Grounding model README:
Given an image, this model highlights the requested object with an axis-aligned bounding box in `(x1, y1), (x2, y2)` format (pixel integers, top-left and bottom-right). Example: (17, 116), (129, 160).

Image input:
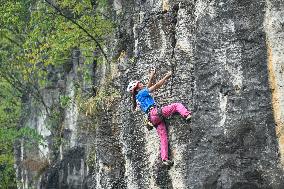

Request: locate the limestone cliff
(15, 0), (284, 188)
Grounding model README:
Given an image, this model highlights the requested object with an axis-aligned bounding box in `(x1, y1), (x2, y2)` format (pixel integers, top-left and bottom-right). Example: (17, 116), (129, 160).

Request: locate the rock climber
(127, 67), (192, 167)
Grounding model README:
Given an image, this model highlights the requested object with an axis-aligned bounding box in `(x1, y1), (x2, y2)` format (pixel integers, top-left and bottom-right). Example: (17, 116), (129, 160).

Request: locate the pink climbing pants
(149, 103), (191, 161)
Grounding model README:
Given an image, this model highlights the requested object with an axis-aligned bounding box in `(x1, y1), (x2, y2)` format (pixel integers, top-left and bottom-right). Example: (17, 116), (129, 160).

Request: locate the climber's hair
(131, 90), (138, 111)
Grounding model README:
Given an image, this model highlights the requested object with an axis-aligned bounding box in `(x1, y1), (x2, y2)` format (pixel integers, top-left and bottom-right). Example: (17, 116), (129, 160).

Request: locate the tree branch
(0, 72), (26, 95)
(44, 0), (109, 64)
(0, 67), (51, 116)
(2, 34), (22, 48)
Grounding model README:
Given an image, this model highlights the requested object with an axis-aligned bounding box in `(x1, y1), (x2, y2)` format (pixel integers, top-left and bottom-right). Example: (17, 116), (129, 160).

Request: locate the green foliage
(59, 95), (71, 108)
(0, 0), (114, 88)
(77, 77), (120, 135)
(0, 79), (44, 188)
(0, 0), (114, 186)
(80, 83), (120, 118)
(0, 153), (16, 188)
(0, 82), (21, 128)
(0, 80), (20, 188)
(86, 147), (96, 170)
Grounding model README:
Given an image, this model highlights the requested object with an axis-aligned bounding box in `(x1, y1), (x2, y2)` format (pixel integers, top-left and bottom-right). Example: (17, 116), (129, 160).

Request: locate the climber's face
(137, 82), (144, 89)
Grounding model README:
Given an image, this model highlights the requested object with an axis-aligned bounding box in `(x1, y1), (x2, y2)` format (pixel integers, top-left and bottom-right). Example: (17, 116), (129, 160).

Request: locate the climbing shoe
(185, 114), (192, 121)
(162, 160), (174, 167)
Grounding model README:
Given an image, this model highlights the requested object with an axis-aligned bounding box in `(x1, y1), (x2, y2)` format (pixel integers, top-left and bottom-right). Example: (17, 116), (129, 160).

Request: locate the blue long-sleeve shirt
(136, 88), (156, 113)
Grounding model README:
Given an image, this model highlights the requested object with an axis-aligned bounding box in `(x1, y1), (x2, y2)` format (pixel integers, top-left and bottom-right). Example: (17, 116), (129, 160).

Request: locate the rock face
(15, 0), (284, 188)
(265, 0), (284, 165)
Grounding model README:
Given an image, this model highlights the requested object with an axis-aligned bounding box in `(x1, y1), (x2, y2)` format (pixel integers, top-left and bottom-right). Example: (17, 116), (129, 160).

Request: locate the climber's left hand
(149, 67), (156, 77)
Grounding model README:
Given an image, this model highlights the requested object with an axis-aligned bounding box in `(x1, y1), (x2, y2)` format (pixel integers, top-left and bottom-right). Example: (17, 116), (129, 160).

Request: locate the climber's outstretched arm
(149, 71), (172, 92)
(147, 68), (156, 88)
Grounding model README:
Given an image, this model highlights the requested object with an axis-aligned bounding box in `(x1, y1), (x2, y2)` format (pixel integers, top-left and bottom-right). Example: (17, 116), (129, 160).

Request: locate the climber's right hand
(165, 71), (172, 79)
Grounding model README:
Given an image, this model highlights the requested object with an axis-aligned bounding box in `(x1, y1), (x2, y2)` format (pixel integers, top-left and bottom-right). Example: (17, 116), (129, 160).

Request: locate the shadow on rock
(153, 159), (173, 189)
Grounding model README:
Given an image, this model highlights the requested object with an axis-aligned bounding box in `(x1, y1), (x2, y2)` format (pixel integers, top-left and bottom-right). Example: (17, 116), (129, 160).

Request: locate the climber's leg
(149, 107), (168, 160)
(156, 121), (168, 161)
(162, 103), (191, 118)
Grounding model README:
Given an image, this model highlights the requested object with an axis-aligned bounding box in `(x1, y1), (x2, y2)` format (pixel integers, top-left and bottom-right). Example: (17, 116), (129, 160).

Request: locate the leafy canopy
(0, 0), (113, 88)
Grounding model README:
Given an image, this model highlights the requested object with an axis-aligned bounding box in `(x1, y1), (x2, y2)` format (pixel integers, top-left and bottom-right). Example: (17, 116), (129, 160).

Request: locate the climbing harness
(144, 105), (155, 130)
(144, 105), (165, 131)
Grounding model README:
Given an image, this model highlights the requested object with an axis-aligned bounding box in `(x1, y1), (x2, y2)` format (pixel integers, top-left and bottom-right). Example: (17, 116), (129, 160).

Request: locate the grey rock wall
(191, 0), (282, 188)
(265, 0), (284, 164)
(98, 0), (284, 188)
(15, 51), (92, 189)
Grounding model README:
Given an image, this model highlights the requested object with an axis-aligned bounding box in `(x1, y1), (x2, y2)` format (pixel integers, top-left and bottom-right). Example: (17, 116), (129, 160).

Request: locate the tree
(0, 0), (113, 186)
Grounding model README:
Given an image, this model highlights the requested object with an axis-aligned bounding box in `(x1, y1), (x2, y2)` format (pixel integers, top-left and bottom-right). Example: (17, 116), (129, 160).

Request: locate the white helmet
(127, 80), (140, 93)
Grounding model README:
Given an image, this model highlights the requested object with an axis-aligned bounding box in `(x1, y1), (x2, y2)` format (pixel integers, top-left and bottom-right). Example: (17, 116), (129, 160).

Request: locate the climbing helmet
(127, 80), (140, 93)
